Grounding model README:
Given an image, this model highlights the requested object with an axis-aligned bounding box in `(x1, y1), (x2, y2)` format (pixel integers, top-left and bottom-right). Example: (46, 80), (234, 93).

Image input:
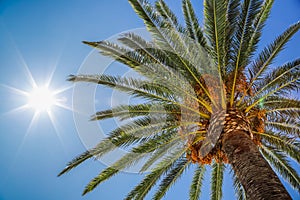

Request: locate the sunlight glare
(27, 86), (57, 112)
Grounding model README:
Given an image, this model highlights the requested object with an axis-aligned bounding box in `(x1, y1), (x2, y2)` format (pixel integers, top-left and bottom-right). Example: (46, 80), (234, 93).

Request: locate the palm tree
(59, 0), (300, 199)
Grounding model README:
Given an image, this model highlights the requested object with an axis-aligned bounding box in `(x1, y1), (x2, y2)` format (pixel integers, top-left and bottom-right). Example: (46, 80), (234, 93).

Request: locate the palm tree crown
(59, 0), (300, 199)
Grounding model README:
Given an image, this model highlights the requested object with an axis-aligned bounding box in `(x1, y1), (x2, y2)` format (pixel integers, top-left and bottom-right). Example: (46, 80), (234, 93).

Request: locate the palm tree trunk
(222, 130), (292, 200)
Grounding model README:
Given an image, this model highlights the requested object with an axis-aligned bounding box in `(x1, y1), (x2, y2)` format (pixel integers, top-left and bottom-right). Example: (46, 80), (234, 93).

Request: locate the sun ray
(53, 85), (74, 95)
(0, 84), (29, 96)
(54, 101), (75, 112)
(47, 109), (65, 149)
(2, 105), (29, 116)
(12, 43), (37, 89)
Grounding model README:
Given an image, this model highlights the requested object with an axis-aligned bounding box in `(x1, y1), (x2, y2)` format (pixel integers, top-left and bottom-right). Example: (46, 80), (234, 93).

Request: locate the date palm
(59, 0), (300, 199)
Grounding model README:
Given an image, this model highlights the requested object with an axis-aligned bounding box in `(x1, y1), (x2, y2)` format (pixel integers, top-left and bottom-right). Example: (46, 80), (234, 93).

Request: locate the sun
(3, 60), (73, 134)
(26, 86), (57, 113)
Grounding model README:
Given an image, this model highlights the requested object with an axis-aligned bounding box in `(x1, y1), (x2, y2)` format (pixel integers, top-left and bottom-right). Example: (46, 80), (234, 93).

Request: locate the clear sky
(0, 0), (299, 199)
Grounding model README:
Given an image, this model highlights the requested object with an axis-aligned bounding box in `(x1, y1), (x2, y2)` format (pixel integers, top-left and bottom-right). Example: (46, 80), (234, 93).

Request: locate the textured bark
(222, 130), (292, 200)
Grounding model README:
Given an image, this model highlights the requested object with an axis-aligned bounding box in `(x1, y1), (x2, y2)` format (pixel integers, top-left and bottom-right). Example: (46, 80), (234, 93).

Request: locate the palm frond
(254, 131), (300, 164)
(155, 0), (184, 33)
(263, 96), (300, 119)
(248, 21), (300, 87)
(262, 96), (300, 107)
(83, 151), (146, 195)
(230, 0), (264, 105)
(128, 0), (205, 90)
(244, 0), (274, 61)
(260, 145), (300, 193)
(152, 158), (190, 200)
(253, 58), (300, 98)
(58, 151), (93, 177)
(83, 40), (142, 70)
(233, 173), (247, 200)
(210, 162), (225, 200)
(224, 0), (240, 70)
(118, 33), (214, 112)
(182, 0), (207, 47)
(91, 103), (181, 121)
(57, 136), (122, 177)
(189, 165), (206, 200)
(68, 74), (177, 101)
(245, 71), (300, 112)
(125, 150), (186, 200)
(203, 0), (228, 107)
(265, 120), (300, 136)
(204, 0), (227, 67)
(132, 129), (179, 154)
(140, 136), (180, 172)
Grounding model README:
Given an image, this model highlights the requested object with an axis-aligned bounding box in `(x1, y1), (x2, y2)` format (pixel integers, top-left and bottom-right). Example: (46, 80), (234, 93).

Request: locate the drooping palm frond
(210, 162), (225, 200)
(189, 165), (206, 200)
(260, 145), (300, 193)
(90, 103), (181, 121)
(124, 150), (186, 200)
(247, 21), (300, 89)
(250, 59), (300, 102)
(255, 131), (300, 164)
(82, 151), (147, 195)
(155, 0), (185, 33)
(244, 0), (274, 61)
(182, 0), (207, 47)
(232, 172), (247, 200)
(152, 158), (190, 200)
(260, 96), (300, 120)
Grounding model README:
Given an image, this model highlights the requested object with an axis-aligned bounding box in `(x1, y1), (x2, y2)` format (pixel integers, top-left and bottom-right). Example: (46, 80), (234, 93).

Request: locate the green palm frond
(83, 40), (142, 70)
(252, 58), (300, 99)
(107, 116), (177, 144)
(210, 162), (225, 200)
(58, 150), (93, 177)
(125, 150), (186, 200)
(139, 136), (180, 172)
(233, 173), (247, 200)
(248, 21), (300, 87)
(262, 96), (300, 117)
(83, 151), (146, 195)
(128, 0), (204, 89)
(155, 0), (184, 33)
(117, 33), (213, 112)
(152, 158), (190, 200)
(58, 136), (124, 177)
(68, 74), (177, 102)
(244, 0), (274, 60)
(117, 32), (214, 112)
(182, 0), (207, 47)
(91, 103), (181, 121)
(230, 0), (264, 105)
(266, 121), (300, 136)
(132, 129), (179, 154)
(189, 165), (206, 200)
(203, 0), (228, 107)
(254, 131), (300, 164)
(224, 0), (240, 70)
(245, 73), (300, 112)
(260, 145), (300, 193)
(204, 0), (228, 68)
(263, 96), (300, 119)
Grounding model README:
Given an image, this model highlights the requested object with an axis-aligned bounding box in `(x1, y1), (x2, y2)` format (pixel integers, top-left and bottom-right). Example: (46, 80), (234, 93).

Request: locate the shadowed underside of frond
(59, 0), (300, 199)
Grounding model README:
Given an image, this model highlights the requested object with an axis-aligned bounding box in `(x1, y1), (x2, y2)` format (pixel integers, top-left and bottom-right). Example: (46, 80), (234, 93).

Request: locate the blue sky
(0, 0), (299, 199)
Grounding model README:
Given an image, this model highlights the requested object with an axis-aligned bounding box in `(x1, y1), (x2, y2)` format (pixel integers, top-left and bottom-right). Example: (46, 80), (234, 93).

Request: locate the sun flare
(26, 86), (57, 113)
